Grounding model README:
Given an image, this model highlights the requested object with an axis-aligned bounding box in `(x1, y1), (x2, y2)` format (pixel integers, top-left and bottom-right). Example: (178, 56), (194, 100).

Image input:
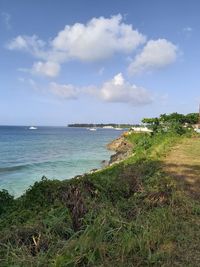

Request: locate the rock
(107, 136), (124, 151)
(107, 134), (134, 164)
(101, 160), (109, 167)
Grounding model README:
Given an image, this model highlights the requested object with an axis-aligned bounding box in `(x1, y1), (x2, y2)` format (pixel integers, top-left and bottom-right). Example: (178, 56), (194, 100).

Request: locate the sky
(0, 0), (200, 126)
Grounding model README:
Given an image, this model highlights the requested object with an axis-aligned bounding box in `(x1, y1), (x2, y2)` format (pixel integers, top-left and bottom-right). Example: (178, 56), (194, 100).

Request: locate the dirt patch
(163, 137), (200, 199)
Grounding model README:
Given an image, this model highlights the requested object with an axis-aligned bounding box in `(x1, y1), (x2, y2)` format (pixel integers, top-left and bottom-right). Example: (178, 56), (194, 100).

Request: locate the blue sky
(0, 0), (200, 126)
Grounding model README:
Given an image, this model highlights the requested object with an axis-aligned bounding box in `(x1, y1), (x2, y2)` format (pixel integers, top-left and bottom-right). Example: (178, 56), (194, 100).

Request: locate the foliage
(185, 112), (199, 124)
(0, 189), (14, 215)
(142, 112), (199, 135)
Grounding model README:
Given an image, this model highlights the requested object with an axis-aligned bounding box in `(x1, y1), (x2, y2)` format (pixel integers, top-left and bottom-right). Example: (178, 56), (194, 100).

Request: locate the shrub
(0, 189), (14, 215)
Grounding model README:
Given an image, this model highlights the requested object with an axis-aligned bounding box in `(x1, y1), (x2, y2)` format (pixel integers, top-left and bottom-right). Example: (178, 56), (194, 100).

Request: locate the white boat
(114, 124), (123, 130)
(89, 128), (97, 131)
(102, 126), (114, 129)
(29, 126), (37, 130)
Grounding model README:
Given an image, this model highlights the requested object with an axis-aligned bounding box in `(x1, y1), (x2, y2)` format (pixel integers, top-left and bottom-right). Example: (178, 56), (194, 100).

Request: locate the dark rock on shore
(107, 134), (133, 164)
(101, 160), (109, 167)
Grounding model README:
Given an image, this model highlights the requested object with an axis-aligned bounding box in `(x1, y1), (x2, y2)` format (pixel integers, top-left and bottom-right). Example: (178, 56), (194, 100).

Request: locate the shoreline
(0, 127), (124, 197)
(74, 131), (133, 179)
(1, 131), (132, 197)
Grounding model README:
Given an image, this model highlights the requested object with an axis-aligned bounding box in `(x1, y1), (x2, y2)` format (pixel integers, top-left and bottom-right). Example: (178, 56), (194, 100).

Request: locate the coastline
(74, 131), (133, 179)
(0, 127), (122, 197)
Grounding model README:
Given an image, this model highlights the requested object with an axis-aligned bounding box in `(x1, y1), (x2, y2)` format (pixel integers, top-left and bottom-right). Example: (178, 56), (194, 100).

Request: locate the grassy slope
(164, 137), (200, 198)
(0, 132), (200, 266)
(162, 137), (200, 266)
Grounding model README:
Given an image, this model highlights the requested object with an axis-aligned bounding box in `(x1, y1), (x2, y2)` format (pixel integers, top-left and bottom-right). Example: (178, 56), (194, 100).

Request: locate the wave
(0, 160), (75, 174)
(0, 164), (32, 173)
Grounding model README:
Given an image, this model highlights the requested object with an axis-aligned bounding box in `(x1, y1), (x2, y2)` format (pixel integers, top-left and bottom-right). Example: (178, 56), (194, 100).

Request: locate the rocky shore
(75, 132), (133, 179)
(106, 132), (134, 164)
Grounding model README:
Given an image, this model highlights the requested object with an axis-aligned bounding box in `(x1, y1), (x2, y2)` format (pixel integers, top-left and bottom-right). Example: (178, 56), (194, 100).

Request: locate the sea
(0, 126), (122, 197)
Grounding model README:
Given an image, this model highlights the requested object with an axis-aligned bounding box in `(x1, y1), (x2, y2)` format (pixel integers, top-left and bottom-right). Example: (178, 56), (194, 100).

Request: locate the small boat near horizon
(29, 126), (37, 130)
(88, 124), (97, 131)
(115, 124), (123, 130)
(102, 126), (114, 129)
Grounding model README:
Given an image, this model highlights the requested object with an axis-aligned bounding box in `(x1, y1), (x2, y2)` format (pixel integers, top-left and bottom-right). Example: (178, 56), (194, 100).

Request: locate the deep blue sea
(0, 126), (122, 197)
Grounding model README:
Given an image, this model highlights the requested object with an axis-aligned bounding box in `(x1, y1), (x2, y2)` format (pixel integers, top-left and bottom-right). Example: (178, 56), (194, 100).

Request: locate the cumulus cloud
(32, 61), (60, 77)
(50, 82), (78, 99)
(6, 14), (146, 77)
(94, 73), (153, 105)
(6, 16), (178, 81)
(128, 39), (178, 75)
(7, 35), (46, 58)
(48, 73), (153, 105)
(18, 72), (153, 105)
(52, 14), (146, 61)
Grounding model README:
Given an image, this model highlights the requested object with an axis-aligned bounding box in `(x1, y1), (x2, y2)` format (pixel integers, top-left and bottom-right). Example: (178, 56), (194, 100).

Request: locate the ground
(164, 136), (200, 199)
(163, 136), (200, 266)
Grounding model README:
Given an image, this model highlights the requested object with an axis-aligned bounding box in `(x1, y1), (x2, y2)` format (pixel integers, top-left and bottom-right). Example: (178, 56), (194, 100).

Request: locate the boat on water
(115, 124), (123, 130)
(88, 124), (97, 131)
(102, 126), (114, 129)
(29, 126), (37, 130)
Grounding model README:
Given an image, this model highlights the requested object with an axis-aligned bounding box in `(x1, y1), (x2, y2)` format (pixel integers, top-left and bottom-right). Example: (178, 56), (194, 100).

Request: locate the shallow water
(0, 126), (121, 196)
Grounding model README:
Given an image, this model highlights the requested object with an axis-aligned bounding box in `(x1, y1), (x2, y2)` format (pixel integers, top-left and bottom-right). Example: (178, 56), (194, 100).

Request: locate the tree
(185, 113), (199, 124)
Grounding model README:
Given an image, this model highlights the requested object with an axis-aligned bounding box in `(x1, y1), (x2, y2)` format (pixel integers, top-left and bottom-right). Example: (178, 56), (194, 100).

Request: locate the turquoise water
(0, 126), (121, 197)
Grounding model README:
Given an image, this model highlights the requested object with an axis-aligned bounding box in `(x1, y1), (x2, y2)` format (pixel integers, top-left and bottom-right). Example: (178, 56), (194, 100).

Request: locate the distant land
(67, 123), (139, 128)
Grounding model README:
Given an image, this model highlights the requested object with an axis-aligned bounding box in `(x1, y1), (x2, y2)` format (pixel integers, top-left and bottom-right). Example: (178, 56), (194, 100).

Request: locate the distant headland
(67, 123), (138, 128)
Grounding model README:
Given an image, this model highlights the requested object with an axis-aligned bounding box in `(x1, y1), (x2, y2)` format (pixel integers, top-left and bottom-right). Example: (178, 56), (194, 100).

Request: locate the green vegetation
(142, 112), (199, 133)
(142, 112), (199, 125)
(0, 121), (200, 266)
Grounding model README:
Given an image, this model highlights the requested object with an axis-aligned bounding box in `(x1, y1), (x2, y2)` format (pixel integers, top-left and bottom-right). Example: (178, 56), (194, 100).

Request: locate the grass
(0, 131), (200, 266)
(163, 137), (200, 199)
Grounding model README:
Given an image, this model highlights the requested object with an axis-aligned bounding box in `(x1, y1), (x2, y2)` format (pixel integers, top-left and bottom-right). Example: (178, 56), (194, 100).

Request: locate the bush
(0, 189), (14, 215)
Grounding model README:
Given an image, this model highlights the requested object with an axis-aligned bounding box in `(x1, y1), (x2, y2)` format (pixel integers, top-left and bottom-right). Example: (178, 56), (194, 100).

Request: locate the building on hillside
(131, 126), (153, 133)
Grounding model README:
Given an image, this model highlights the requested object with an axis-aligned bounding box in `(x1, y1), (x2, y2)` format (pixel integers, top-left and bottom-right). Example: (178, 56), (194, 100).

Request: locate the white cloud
(1, 12), (11, 30)
(6, 14), (146, 77)
(7, 36), (27, 50)
(50, 82), (78, 99)
(6, 16), (178, 82)
(94, 73), (153, 105)
(52, 14), (146, 61)
(18, 72), (153, 105)
(7, 35), (46, 58)
(128, 39), (178, 75)
(32, 61), (60, 77)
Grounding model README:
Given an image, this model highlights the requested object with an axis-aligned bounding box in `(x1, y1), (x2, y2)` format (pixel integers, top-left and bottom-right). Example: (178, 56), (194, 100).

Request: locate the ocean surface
(0, 126), (122, 197)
